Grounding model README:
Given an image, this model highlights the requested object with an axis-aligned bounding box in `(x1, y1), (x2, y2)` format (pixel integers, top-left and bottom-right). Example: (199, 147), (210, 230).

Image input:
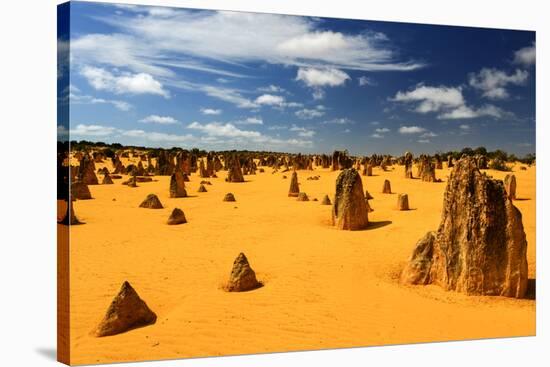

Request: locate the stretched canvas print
(57, 1), (536, 365)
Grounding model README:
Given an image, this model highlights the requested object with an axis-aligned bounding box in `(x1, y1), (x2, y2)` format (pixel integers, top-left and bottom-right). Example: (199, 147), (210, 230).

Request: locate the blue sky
(58, 1), (536, 156)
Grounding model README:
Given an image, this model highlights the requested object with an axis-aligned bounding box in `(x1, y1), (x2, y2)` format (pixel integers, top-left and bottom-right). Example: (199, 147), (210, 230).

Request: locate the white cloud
(392, 85), (464, 113)
(343, 129), (351, 133)
(438, 104), (511, 120)
(358, 76), (374, 86)
(200, 85), (258, 109)
(121, 129), (194, 143)
(255, 94), (285, 106)
(257, 85), (286, 93)
(69, 91), (132, 111)
(375, 127), (390, 133)
(371, 133), (384, 138)
(80, 66), (169, 98)
(187, 121), (262, 138)
(393, 83), (514, 120)
(70, 124), (119, 137)
(514, 43), (536, 66)
(468, 68), (529, 100)
(235, 117), (263, 125)
(82, 11), (423, 73)
(295, 107), (325, 119)
(417, 139), (431, 144)
(322, 118), (354, 125)
(420, 131), (437, 138)
(312, 89), (325, 100)
(296, 67), (350, 87)
(370, 121), (381, 126)
(200, 108), (222, 115)
(139, 115), (179, 124)
(267, 125), (287, 130)
(187, 121), (313, 149)
(290, 124), (316, 137)
(459, 124), (471, 130)
(399, 126), (426, 134)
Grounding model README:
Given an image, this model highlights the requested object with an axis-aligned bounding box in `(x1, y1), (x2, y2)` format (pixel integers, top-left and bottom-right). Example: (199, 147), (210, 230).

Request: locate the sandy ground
(59, 158), (536, 365)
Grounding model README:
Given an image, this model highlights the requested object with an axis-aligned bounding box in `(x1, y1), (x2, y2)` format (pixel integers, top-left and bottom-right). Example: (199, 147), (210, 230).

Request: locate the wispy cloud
(321, 117), (354, 125)
(139, 115), (179, 124)
(399, 126), (426, 134)
(392, 84), (513, 120)
(295, 106), (326, 119)
(290, 124), (316, 137)
(68, 89), (132, 111)
(513, 43), (536, 66)
(358, 76), (375, 86)
(200, 108), (222, 115)
(468, 68), (528, 100)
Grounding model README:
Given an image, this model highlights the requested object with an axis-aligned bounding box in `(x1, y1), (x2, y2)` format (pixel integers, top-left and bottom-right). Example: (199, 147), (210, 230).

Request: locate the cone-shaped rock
(78, 155), (99, 185)
(382, 179), (392, 194)
(102, 173), (114, 185)
(224, 253), (261, 292)
(332, 168), (369, 230)
(321, 194), (331, 205)
(197, 184), (207, 193)
(504, 174), (517, 200)
(397, 193), (409, 210)
(400, 157), (528, 298)
(297, 192), (309, 201)
(226, 155), (245, 183)
(223, 193), (236, 202)
(288, 171), (300, 197)
(94, 281), (157, 337)
(71, 181), (92, 200)
(169, 169), (187, 198)
(167, 208), (187, 225)
(139, 194), (163, 209)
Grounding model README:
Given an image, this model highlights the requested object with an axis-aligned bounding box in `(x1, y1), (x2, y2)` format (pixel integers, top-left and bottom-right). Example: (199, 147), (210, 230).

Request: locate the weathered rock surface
(382, 179), (392, 194)
(169, 169), (187, 198)
(167, 208), (187, 225)
(400, 157), (528, 298)
(139, 194), (163, 209)
(397, 193), (409, 210)
(94, 281), (157, 337)
(224, 253), (261, 292)
(288, 171), (300, 197)
(504, 174), (517, 200)
(332, 168), (369, 230)
(223, 193), (236, 202)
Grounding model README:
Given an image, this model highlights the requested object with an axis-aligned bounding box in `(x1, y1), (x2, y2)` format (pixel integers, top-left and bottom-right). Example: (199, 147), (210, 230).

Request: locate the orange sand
(63, 159), (535, 365)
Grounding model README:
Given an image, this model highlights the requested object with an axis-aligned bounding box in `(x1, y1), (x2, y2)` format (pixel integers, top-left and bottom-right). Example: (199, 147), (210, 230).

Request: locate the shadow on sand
(366, 220), (392, 230)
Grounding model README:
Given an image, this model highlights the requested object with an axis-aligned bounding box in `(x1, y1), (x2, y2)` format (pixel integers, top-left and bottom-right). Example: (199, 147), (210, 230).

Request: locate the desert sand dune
(61, 156), (535, 365)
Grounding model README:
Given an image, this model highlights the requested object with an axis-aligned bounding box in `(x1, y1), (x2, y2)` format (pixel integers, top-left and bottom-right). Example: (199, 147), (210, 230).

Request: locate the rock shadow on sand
(366, 220), (392, 230)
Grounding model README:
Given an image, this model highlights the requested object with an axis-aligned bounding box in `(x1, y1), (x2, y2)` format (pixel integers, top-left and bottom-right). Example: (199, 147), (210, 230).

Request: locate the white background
(0, 0), (547, 366)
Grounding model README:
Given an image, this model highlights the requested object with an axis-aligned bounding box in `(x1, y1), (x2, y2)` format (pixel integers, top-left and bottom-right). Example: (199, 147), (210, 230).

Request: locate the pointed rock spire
(93, 281), (157, 337)
(224, 253), (261, 292)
